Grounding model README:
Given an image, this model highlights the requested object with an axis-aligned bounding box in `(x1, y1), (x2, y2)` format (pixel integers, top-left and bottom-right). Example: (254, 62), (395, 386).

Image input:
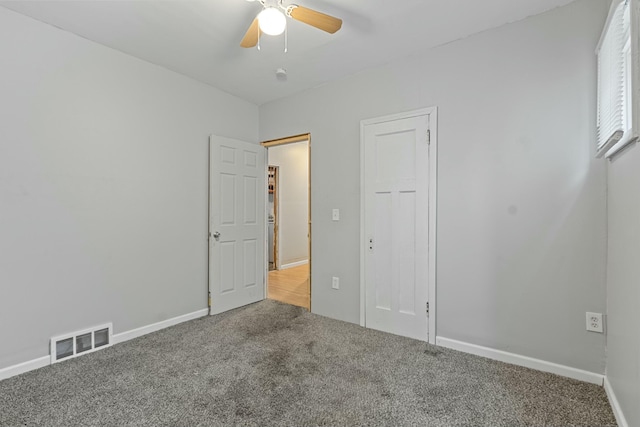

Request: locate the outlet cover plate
(586, 312), (604, 333)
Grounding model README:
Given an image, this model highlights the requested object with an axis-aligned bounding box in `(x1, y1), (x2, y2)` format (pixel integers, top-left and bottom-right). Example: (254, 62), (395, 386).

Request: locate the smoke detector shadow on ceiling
(276, 68), (287, 82)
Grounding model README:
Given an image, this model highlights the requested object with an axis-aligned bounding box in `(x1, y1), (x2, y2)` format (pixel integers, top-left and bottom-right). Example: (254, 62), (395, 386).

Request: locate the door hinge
(208, 292), (211, 308)
(427, 129), (431, 145)
(426, 302), (430, 316)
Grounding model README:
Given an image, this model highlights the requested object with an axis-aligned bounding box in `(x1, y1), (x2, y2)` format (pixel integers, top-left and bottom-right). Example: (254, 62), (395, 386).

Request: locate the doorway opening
(262, 133), (311, 311)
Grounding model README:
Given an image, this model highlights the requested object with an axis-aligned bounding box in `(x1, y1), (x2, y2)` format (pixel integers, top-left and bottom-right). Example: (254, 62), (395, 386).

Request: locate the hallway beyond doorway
(268, 264), (310, 310)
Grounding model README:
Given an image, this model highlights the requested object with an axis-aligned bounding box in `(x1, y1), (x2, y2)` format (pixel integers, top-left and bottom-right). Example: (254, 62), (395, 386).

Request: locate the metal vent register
(50, 323), (112, 364)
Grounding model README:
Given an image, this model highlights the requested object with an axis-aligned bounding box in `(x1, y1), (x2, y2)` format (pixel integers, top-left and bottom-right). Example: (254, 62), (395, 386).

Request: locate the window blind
(596, 1), (628, 152)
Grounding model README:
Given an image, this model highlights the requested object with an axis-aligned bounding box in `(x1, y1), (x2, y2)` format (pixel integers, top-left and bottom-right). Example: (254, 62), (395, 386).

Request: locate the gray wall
(0, 7), (258, 369)
(268, 141), (309, 266)
(606, 142), (640, 426)
(259, 0), (609, 373)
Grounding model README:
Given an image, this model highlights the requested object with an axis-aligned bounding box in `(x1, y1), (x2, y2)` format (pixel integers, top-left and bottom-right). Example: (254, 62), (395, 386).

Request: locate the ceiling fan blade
(289, 6), (342, 34)
(240, 18), (260, 48)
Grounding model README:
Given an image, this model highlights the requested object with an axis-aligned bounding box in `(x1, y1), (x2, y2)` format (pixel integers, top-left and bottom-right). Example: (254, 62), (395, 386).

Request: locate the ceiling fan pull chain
(284, 23), (288, 53)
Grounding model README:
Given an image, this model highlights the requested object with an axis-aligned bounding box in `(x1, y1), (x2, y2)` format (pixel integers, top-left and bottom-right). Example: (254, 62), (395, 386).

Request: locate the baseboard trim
(604, 376), (629, 427)
(112, 308), (209, 344)
(436, 337), (604, 385)
(0, 308), (209, 382)
(280, 259), (309, 270)
(0, 356), (50, 382)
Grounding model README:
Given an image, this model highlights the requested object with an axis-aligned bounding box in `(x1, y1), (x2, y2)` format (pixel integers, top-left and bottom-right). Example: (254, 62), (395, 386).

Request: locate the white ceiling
(1, 0), (576, 105)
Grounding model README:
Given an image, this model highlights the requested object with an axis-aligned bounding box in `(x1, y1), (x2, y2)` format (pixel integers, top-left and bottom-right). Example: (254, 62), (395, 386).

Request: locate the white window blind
(596, 1), (630, 155)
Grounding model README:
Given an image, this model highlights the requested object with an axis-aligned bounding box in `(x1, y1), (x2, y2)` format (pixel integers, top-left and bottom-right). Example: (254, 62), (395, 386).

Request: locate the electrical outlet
(586, 312), (604, 333)
(332, 276), (340, 290)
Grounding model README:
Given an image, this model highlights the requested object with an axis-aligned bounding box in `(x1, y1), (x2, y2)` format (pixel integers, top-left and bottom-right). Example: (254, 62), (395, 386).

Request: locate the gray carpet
(0, 300), (616, 426)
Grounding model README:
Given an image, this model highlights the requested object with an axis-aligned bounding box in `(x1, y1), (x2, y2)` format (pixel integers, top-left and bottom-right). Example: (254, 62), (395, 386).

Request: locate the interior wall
(0, 7), (258, 369)
(268, 141), (309, 266)
(259, 0), (609, 373)
(605, 142), (640, 426)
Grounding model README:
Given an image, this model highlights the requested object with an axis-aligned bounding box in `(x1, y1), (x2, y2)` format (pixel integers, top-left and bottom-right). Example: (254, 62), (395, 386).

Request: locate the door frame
(268, 165), (280, 271)
(261, 133), (312, 310)
(359, 107), (438, 344)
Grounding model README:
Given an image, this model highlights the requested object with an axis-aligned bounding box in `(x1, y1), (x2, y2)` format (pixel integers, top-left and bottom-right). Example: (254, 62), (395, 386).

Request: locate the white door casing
(209, 136), (266, 315)
(360, 108), (437, 343)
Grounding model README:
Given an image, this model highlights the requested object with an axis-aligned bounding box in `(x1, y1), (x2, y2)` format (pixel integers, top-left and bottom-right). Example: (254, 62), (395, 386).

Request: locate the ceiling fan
(240, 0), (342, 48)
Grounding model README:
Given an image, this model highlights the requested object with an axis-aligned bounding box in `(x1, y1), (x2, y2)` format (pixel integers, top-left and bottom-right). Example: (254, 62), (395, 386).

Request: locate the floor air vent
(50, 323), (113, 364)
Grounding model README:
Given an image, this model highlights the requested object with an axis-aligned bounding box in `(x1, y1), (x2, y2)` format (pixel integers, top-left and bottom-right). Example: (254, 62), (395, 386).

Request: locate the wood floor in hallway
(268, 264), (310, 310)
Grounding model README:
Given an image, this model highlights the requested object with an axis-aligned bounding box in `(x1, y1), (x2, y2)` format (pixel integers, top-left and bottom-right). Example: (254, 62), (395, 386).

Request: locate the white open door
(362, 111), (433, 341)
(209, 135), (266, 315)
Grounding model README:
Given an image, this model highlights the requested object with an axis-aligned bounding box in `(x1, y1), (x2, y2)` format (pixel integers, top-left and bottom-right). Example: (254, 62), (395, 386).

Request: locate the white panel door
(363, 115), (430, 341)
(209, 136), (266, 315)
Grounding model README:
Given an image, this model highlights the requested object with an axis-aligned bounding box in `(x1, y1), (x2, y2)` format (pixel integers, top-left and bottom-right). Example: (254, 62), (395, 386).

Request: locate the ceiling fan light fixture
(258, 7), (286, 36)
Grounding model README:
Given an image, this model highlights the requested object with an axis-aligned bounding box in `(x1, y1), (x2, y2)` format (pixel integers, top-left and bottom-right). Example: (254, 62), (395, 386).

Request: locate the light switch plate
(332, 209), (340, 221)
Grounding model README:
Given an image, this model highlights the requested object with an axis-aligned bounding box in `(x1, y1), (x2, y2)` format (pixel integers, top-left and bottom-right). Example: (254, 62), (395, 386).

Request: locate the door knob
(213, 231), (221, 240)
